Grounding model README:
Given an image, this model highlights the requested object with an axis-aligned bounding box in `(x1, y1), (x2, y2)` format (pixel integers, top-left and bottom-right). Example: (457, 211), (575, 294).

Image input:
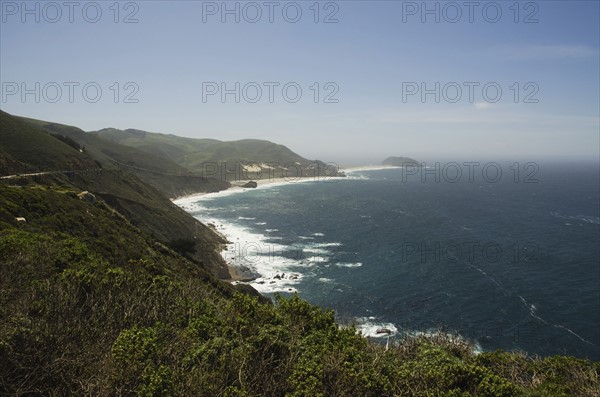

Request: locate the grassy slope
(17, 116), (230, 198)
(1, 111), (231, 278)
(0, 184), (251, 394)
(0, 110), (99, 175)
(93, 127), (322, 174)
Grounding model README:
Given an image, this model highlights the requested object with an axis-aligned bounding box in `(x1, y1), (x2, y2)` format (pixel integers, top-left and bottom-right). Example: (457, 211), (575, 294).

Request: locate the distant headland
(382, 156), (421, 167)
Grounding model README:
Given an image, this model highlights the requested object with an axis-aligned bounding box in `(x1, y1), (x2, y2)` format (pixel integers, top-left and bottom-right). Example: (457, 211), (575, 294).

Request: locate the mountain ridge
(1, 111), (233, 278)
(92, 127), (338, 181)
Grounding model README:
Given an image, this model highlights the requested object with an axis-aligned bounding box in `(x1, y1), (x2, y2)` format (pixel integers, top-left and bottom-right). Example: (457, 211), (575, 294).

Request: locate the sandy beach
(171, 165), (396, 204)
(172, 175), (321, 204)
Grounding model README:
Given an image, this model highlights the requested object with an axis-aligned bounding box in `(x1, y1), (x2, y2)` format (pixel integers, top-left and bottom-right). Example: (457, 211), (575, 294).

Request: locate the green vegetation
(93, 128), (311, 169)
(91, 127), (338, 180)
(0, 186), (598, 395)
(16, 115), (230, 198)
(1, 111), (232, 278)
(1, 111), (598, 395)
(0, 110), (98, 175)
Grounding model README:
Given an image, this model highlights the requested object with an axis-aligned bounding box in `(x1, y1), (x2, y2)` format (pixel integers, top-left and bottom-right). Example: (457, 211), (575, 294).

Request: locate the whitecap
(305, 256), (329, 263)
(342, 165), (400, 173)
(353, 317), (398, 338)
(336, 262), (363, 268)
(303, 247), (330, 255)
(320, 242), (342, 247)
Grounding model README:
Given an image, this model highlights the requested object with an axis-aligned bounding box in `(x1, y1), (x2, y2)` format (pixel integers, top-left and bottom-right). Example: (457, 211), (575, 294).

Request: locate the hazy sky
(1, 0), (599, 164)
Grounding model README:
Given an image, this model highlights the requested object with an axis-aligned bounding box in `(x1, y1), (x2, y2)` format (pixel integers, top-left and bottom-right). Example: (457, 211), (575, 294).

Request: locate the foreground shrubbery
(1, 186), (599, 396)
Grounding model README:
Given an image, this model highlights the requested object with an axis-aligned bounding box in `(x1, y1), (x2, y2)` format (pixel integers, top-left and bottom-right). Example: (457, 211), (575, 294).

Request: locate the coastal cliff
(1, 111), (598, 396)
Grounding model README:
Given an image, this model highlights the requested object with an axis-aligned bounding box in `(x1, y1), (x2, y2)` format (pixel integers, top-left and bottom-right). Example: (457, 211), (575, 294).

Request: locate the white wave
(250, 270), (303, 294)
(298, 236), (314, 240)
(342, 165), (400, 173)
(305, 256), (329, 263)
(354, 317), (398, 338)
(238, 216), (256, 220)
(312, 232), (325, 236)
(302, 246), (331, 255)
(346, 174), (371, 180)
(352, 317), (484, 353)
(182, 212), (346, 294)
(175, 177), (321, 204)
(319, 278), (333, 283)
(336, 262), (363, 268)
(255, 222), (267, 225)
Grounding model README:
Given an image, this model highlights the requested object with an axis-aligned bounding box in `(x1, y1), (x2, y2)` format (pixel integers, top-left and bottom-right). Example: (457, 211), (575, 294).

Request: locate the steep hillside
(1, 111), (598, 396)
(94, 128), (338, 180)
(1, 185), (599, 395)
(0, 184), (259, 394)
(1, 111), (231, 278)
(0, 110), (99, 175)
(17, 116), (229, 198)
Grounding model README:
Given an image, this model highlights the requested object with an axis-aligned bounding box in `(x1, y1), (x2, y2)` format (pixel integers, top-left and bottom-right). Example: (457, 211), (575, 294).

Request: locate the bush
(1, 186), (598, 396)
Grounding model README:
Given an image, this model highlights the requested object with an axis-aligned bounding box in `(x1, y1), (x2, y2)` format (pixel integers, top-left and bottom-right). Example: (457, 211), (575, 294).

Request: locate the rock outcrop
(242, 181), (258, 188)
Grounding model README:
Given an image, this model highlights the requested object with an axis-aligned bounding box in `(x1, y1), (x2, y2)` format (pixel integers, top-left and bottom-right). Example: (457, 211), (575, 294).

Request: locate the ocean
(175, 161), (600, 360)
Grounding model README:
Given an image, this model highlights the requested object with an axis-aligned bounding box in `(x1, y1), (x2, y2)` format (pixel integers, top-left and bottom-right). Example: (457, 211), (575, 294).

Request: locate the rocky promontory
(382, 156), (420, 167)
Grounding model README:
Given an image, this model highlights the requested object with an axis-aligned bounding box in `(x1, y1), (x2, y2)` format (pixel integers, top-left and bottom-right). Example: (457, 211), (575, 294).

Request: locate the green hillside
(1, 111), (598, 396)
(17, 116), (229, 198)
(0, 110), (99, 175)
(1, 185), (599, 396)
(94, 128), (337, 180)
(2, 184), (599, 396)
(1, 111), (231, 278)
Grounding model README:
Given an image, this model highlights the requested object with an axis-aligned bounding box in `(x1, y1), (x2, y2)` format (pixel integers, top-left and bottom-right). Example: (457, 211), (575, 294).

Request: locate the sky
(1, 0), (599, 165)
